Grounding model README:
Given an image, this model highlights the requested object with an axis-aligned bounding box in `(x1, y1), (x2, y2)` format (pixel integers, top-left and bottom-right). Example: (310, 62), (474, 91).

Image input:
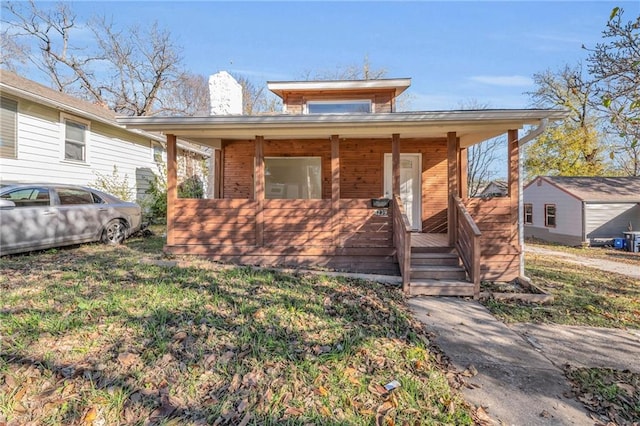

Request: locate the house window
(0, 97), (18, 158)
(545, 204), (556, 227)
(152, 141), (166, 163)
(264, 157), (321, 199)
(63, 117), (88, 162)
(524, 204), (533, 225)
(306, 100), (371, 114)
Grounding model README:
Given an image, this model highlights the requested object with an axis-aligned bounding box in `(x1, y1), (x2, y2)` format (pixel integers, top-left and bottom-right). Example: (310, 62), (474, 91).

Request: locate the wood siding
(281, 89), (395, 114)
(167, 198), (397, 274)
(465, 197), (520, 281)
(221, 137), (450, 233)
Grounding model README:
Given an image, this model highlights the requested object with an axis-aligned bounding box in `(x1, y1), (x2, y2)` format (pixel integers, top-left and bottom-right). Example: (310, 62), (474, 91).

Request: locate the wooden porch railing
(392, 195), (412, 293)
(453, 195), (482, 298)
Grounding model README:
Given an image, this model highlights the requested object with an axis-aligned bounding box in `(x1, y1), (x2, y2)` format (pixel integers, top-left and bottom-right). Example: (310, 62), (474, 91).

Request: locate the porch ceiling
(118, 109), (568, 148)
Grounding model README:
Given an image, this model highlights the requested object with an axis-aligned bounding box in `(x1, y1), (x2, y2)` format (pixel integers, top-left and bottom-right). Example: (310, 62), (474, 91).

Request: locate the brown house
(119, 78), (566, 297)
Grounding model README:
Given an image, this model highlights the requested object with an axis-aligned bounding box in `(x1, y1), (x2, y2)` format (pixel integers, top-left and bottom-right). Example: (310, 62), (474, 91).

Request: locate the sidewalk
(409, 298), (597, 425)
(525, 245), (640, 280)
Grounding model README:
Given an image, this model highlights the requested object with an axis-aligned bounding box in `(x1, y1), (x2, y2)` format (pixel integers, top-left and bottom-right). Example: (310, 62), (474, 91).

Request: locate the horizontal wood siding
(281, 89), (395, 114)
(222, 140), (254, 199)
(339, 138), (448, 233)
(165, 197), (399, 274)
(263, 199), (333, 246)
(173, 199), (257, 245)
(465, 197), (520, 281)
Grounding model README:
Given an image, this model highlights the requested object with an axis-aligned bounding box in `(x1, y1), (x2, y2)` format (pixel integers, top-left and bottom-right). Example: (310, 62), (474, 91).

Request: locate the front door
(384, 153), (421, 231)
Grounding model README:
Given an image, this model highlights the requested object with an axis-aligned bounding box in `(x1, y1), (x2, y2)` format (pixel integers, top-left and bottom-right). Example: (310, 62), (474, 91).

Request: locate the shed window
(307, 100), (371, 114)
(264, 157), (321, 199)
(545, 204), (556, 227)
(524, 204), (533, 225)
(64, 118), (87, 162)
(0, 97), (17, 158)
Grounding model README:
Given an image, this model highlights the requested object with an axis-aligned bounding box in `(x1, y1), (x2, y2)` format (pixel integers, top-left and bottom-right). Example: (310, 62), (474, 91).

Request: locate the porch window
(524, 204), (533, 225)
(0, 97), (17, 158)
(264, 157), (321, 199)
(63, 116), (88, 162)
(545, 204), (556, 227)
(306, 100), (371, 114)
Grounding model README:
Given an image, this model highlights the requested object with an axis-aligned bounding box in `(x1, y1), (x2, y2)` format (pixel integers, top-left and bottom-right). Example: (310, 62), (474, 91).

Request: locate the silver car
(0, 184), (142, 256)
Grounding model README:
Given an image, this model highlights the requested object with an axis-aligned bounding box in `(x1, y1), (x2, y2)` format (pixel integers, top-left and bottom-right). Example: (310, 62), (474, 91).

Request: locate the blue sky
(27, 1), (640, 110)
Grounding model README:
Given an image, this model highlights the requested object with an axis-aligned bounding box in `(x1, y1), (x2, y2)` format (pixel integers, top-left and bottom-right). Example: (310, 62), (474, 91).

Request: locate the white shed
(523, 176), (640, 246)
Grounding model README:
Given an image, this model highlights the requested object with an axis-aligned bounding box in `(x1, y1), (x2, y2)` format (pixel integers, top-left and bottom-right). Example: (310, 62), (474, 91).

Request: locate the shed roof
(530, 176), (640, 202)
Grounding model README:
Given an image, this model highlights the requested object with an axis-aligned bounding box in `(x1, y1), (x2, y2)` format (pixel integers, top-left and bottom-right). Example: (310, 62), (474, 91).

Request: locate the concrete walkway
(408, 297), (640, 425)
(525, 245), (640, 280)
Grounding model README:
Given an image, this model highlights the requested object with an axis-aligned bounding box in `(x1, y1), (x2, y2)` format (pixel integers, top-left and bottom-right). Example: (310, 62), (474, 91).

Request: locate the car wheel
(102, 220), (127, 245)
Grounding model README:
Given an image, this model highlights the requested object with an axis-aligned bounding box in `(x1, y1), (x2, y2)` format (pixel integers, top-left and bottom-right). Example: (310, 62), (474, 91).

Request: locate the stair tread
(411, 265), (465, 271)
(411, 252), (458, 258)
(411, 279), (473, 287)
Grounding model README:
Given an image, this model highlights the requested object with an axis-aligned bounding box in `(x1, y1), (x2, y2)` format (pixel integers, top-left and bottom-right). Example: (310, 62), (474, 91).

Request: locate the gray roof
(0, 70), (116, 123)
(538, 176), (640, 202)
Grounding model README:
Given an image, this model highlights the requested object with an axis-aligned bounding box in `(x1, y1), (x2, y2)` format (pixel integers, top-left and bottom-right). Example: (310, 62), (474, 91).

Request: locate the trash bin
(623, 231), (640, 253)
(613, 237), (626, 249)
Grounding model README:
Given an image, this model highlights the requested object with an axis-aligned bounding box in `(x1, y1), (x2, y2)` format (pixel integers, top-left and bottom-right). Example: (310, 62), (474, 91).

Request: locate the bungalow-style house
(0, 70), (210, 201)
(479, 180), (508, 198)
(119, 77), (567, 297)
(523, 176), (640, 246)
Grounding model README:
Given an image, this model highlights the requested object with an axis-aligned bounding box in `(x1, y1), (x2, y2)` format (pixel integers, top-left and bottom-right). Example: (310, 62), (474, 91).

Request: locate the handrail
(392, 195), (412, 293)
(453, 195), (482, 298)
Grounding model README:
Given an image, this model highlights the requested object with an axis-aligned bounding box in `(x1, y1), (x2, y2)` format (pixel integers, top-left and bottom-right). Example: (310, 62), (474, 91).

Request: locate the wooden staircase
(408, 247), (475, 296)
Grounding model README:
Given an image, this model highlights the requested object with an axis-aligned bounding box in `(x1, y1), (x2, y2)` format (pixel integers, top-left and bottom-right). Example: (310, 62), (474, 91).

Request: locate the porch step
(410, 265), (467, 280)
(409, 279), (475, 296)
(411, 252), (460, 267)
(411, 246), (456, 254)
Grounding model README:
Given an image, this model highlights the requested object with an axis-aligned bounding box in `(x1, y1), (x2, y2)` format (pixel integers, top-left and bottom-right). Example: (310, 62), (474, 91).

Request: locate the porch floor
(411, 233), (449, 248)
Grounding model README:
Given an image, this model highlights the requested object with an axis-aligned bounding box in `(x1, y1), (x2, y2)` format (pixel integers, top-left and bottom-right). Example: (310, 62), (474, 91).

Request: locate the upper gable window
(306, 100), (371, 114)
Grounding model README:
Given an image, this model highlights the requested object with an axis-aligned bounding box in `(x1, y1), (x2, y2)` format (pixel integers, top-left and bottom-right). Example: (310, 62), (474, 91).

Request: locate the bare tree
(299, 56), (388, 81)
(1, 0), (190, 117)
(233, 74), (281, 115)
(459, 101), (504, 197)
(586, 7), (640, 175)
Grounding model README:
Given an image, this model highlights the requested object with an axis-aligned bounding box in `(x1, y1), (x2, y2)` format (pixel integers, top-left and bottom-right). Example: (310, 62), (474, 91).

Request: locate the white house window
(152, 141), (166, 163)
(306, 100), (371, 114)
(524, 204), (533, 225)
(264, 157), (321, 199)
(545, 204), (556, 227)
(0, 97), (17, 158)
(63, 117), (88, 162)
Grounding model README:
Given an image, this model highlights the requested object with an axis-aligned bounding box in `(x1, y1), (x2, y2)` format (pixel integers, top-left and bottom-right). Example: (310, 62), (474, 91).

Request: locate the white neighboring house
(523, 176), (640, 246)
(0, 70), (210, 202)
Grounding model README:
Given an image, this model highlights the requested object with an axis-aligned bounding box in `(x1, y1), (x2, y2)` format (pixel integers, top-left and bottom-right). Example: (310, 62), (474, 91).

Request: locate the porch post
(447, 132), (458, 246)
(459, 146), (468, 200)
(213, 149), (222, 198)
(508, 129), (520, 250)
(255, 136), (265, 247)
(166, 133), (177, 246)
(331, 135), (340, 246)
(392, 133), (400, 197)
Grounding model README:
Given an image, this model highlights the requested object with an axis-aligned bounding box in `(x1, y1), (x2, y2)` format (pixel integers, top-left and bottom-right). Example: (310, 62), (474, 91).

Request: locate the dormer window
(306, 100), (372, 114)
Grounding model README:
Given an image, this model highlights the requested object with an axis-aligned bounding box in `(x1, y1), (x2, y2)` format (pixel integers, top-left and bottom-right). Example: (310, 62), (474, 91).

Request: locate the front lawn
(483, 252), (640, 329)
(0, 233), (473, 425)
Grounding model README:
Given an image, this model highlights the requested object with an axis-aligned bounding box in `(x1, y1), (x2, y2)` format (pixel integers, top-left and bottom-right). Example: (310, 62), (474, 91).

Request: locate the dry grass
(0, 231), (473, 425)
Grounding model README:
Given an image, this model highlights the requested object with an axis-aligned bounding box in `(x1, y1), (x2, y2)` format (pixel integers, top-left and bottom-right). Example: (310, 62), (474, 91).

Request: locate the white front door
(384, 153), (421, 231)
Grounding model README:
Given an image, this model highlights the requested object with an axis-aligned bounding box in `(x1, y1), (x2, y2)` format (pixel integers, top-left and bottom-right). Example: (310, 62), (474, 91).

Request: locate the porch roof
(117, 109), (568, 148)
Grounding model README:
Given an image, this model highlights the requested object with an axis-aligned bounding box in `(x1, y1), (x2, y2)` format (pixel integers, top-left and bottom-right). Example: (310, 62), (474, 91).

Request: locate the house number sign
(374, 209), (388, 217)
